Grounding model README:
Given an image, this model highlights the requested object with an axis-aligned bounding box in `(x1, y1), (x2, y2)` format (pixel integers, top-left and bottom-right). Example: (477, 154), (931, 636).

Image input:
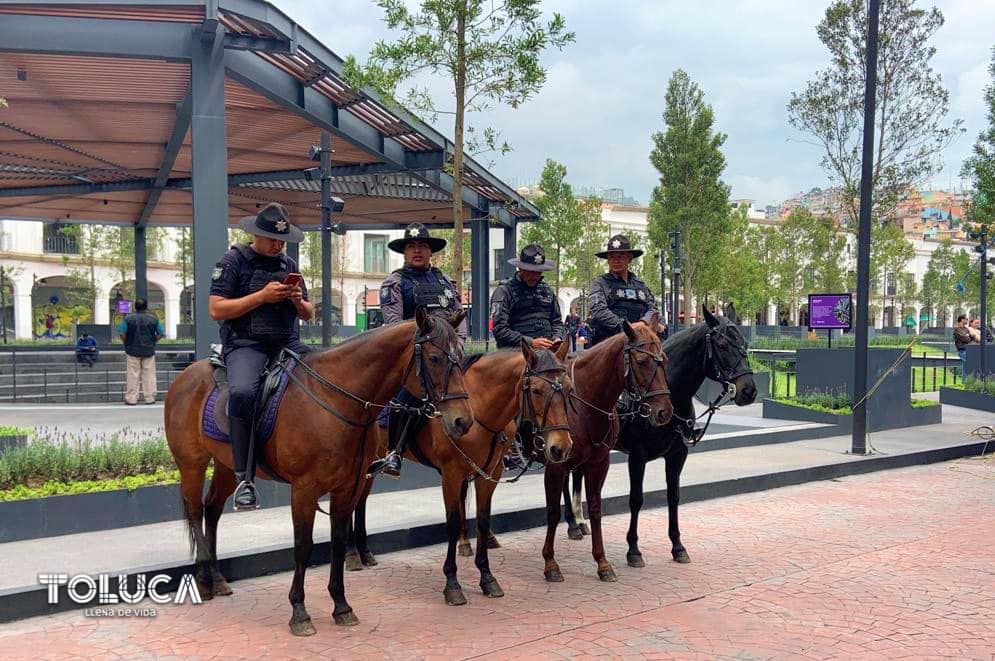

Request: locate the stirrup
(232, 480), (260, 511)
(503, 440), (529, 471)
(366, 451), (402, 480)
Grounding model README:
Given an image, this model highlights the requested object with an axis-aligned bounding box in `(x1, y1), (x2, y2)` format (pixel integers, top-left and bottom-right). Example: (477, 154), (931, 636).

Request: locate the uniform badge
(638, 290), (646, 301)
(491, 302), (501, 317)
(211, 265), (224, 281)
(439, 295), (448, 307)
(444, 288), (454, 299)
(380, 285), (393, 304)
(275, 220), (288, 233)
(626, 289), (637, 300)
(611, 238), (622, 249)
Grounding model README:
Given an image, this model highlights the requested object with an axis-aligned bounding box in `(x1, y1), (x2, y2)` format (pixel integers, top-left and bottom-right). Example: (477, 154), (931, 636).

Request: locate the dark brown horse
(165, 309), (473, 636)
(347, 339), (574, 606)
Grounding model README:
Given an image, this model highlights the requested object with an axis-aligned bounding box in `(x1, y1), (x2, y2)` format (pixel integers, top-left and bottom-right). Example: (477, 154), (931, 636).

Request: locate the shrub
(0, 426), (31, 436)
(955, 377), (995, 396)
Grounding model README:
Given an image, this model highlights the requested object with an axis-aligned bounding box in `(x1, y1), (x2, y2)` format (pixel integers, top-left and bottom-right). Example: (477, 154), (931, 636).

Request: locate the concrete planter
(762, 398), (941, 432)
(0, 434), (28, 456)
(939, 387), (995, 413)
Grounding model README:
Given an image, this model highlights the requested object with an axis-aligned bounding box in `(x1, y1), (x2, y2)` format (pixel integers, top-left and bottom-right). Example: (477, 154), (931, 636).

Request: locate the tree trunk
(451, 8), (468, 294)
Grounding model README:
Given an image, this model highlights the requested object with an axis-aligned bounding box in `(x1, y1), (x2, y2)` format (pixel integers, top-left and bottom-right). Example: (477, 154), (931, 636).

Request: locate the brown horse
(165, 309), (473, 636)
(460, 318), (673, 582)
(347, 338), (574, 606)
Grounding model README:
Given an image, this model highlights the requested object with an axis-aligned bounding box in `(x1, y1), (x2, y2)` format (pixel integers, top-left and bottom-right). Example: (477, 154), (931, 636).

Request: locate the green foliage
(0, 426), (31, 436)
(775, 390), (852, 414)
(563, 197), (610, 294)
(788, 0), (963, 226)
(910, 398), (940, 408)
(921, 239), (959, 322)
(717, 205), (768, 322)
(961, 47), (995, 232)
(648, 69), (731, 314)
(520, 159), (585, 292)
(0, 468), (187, 502)
(952, 376), (995, 396)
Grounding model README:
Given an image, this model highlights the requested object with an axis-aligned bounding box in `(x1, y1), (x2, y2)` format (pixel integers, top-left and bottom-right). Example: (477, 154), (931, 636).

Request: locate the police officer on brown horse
(586, 234), (659, 345)
(208, 203), (314, 511)
(490, 244), (565, 350)
(366, 223), (466, 478)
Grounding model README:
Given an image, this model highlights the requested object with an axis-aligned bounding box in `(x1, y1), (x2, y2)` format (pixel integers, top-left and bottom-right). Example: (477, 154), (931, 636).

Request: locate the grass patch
(945, 377), (995, 396)
(911, 366), (959, 393)
(774, 390), (852, 415)
(911, 398), (940, 408)
(0, 426), (31, 436)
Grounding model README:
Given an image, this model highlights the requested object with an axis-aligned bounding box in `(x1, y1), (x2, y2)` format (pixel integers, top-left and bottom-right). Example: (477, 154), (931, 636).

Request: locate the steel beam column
(134, 225), (148, 301)
(470, 215), (490, 341)
(190, 25), (229, 359)
(503, 220), (517, 280)
(320, 133), (333, 347)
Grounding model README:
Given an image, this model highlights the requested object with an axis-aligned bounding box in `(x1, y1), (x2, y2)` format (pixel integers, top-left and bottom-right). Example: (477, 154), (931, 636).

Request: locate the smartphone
(282, 272), (303, 287)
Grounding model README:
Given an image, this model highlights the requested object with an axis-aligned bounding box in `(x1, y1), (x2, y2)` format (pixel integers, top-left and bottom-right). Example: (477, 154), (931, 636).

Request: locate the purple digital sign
(808, 294), (852, 330)
(116, 300), (132, 314)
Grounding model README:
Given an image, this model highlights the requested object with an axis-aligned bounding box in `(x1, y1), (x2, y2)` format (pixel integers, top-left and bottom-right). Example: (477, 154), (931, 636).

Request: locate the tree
(921, 238), (957, 323)
(771, 208), (816, 323)
(563, 197), (609, 293)
(788, 0), (963, 226)
(648, 69), (731, 317)
(718, 205), (768, 323)
(806, 215), (848, 292)
(520, 159), (585, 292)
(349, 0), (574, 293)
(962, 46), (995, 232)
(870, 221), (915, 320)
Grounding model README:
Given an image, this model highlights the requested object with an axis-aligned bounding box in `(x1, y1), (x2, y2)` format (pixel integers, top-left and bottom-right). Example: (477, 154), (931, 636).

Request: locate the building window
(364, 234), (388, 273)
(493, 248), (505, 281)
(43, 225), (80, 255)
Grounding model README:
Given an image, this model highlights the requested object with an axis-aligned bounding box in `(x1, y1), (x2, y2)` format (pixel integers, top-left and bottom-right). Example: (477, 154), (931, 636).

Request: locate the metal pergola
(0, 0), (537, 354)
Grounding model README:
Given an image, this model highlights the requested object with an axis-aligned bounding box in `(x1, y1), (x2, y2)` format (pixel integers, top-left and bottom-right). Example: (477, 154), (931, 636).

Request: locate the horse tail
(181, 491), (198, 558)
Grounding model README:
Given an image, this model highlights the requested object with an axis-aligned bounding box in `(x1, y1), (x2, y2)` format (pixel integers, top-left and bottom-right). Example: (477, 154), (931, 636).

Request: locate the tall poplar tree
(962, 46), (995, 231)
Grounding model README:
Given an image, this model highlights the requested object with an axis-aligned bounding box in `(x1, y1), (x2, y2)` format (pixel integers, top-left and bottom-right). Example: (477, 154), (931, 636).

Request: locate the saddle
(202, 345), (296, 445)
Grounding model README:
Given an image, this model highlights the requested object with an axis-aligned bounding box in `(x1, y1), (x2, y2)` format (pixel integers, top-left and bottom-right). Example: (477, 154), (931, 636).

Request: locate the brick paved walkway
(2, 457), (993, 660)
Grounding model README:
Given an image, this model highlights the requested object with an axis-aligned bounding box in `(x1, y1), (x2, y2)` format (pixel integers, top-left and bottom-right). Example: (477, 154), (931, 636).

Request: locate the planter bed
(762, 398), (941, 432)
(939, 386), (995, 413)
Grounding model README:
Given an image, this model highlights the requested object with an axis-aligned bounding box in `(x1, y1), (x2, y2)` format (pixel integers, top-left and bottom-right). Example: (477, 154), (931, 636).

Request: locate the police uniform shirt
(586, 271), (658, 341)
(379, 266), (467, 340)
(489, 275), (564, 348)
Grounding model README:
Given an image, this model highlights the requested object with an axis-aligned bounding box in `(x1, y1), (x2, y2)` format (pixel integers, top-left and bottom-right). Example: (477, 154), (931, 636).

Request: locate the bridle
(516, 361), (572, 459)
(621, 337), (671, 419)
(399, 324), (469, 418)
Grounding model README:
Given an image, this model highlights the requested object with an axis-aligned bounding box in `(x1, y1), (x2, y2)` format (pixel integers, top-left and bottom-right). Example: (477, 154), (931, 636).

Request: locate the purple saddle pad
(202, 362), (295, 443)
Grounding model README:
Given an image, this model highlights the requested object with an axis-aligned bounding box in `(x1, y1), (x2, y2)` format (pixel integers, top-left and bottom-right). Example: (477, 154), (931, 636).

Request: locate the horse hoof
(289, 618), (317, 636)
(344, 552), (363, 572)
(196, 583), (215, 602)
(567, 526), (584, 541)
(626, 553), (645, 568)
(672, 549), (692, 564)
(212, 578), (233, 596)
(333, 610), (360, 627)
(360, 551), (378, 567)
(598, 565), (618, 582)
(544, 569), (564, 583)
(457, 542), (474, 557)
(480, 578), (505, 598)
(579, 522), (591, 535)
(444, 586), (468, 606)
(486, 534), (501, 550)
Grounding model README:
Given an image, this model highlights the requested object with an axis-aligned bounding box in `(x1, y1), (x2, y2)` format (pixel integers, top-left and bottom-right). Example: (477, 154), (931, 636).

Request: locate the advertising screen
(808, 293), (852, 330)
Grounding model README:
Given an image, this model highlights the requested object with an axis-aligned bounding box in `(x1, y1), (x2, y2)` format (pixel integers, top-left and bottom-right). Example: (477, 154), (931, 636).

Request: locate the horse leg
(345, 480), (375, 571)
(457, 478), (473, 557)
(542, 465), (565, 582)
(667, 442), (691, 564)
(203, 461), (237, 595)
(441, 472), (468, 605)
(473, 476), (504, 598)
(287, 485), (320, 636)
(328, 511), (360, 625)
(178, 460), (215, 601)
(625, 452), (648, 568)
(574, 470), (591, 535)
(585, 459), (616, 582)
(563, 472), (583, 540)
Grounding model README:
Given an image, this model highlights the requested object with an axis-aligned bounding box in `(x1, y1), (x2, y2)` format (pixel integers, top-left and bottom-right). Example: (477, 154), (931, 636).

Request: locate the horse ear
(723, 302), (739, 325)
(449, 309), (466, 329)
(703, 304), (720, 328)
(649, 311), (661, 334)
(622, 320), (638, 342)
(521, 338), (537, 368)
(415, 305), (431, 333)
(553, 338), (569, 361)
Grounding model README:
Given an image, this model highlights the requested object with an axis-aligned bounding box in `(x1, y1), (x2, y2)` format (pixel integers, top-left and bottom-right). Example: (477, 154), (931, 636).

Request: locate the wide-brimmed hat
(508, 244), (555, 272)
(595, 233), (644, 259)
(388, 223), (447, 254)
(237, 202), (304, 243)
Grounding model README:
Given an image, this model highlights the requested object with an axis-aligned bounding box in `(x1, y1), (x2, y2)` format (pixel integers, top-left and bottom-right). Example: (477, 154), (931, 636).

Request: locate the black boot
(367, 408), (414, 479)
(230, 416), (259, 511)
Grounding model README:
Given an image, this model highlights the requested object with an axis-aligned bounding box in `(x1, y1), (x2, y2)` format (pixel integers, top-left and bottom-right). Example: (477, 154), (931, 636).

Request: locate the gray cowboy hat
(388, 223), (448, 254)
(595, 233), (644, 259)
(237, 202), (304, 243)
(508, 244), (555, 272)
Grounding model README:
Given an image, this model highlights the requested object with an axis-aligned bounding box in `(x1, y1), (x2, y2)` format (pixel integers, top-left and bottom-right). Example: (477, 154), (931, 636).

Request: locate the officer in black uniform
(366, 223), (465, 478)
(208, 203), (314, 511)
(490, 244), (564, 349)
(587, 234), (659, 345)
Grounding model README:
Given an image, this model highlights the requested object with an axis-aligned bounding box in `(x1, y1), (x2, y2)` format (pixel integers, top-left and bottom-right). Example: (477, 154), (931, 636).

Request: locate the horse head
(702, 303), (756, 405)
(623, 314), (674, 427)
(408, 306), (474, 440)
(519, 338), (574, 464)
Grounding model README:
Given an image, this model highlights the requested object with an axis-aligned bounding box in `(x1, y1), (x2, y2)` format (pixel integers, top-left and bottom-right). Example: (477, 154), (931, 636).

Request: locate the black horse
(563, 304), (757, 567)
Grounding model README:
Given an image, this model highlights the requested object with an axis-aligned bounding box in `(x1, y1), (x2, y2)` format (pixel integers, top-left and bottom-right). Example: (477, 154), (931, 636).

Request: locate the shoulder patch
(380, 285), (393, 303)
(211, 264), (224, 281)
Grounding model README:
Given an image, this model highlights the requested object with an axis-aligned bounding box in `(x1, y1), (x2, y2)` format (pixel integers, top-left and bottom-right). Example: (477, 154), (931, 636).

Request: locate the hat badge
(611, 238), (622, 249)
(275, 220), (288, 233)
(532, 252), (544, 264)
(407, 227), (421, 238)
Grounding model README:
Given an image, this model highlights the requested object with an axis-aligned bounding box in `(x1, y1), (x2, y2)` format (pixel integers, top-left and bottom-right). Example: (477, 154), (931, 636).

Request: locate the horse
(165, 308), (474, 636)
(563, 304), (757, 567)
(346, 338), (574, 606)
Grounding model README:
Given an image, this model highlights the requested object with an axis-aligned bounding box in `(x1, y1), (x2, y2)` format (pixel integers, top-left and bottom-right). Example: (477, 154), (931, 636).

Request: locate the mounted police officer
(208, 203), (314, 511)
(587, 234), (659, 345)
(490, 244), (565, 350)
(367, 223), (466, 479)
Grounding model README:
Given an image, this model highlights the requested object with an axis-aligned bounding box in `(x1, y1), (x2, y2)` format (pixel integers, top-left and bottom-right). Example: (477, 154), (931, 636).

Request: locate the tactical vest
(398, 267), (460, 320)
(123, 312), (159, 358)
(501, 278), (555, 346)
(226, 244), (298, 342)
(603, 274), (650, 323)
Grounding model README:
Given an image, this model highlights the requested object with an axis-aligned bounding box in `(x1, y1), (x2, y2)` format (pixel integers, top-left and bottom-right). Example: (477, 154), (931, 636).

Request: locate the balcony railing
(43, 232), (80, 255)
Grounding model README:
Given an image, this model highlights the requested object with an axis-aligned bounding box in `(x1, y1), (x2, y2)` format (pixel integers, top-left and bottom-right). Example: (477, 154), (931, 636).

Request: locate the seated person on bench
(75, 332), (99, 367)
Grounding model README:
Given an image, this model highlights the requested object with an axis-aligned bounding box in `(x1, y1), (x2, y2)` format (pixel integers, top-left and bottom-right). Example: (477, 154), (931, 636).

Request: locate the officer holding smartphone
(208, 202), (314, 510)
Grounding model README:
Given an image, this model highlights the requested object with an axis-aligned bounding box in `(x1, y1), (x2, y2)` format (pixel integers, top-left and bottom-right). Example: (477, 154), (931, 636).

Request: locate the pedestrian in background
(954, 314), (971, 376)
(118, 297), (164, 405)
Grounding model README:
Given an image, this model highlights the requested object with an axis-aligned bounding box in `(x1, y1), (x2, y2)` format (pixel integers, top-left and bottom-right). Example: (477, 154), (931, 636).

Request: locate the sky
(273, 0), (994, 209)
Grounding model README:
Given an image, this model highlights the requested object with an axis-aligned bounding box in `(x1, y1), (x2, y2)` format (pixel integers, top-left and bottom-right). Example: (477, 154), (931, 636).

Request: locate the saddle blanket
(202, 362), (295, 444)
